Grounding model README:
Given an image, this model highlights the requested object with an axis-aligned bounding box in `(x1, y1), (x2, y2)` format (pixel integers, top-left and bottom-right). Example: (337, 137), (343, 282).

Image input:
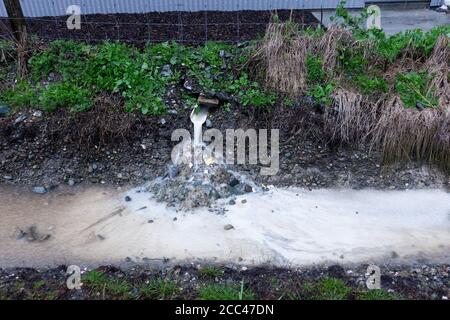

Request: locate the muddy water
(0, 185), (449, 268)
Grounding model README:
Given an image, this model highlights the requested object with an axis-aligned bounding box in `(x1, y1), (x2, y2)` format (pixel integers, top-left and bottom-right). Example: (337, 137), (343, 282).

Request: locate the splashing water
(190, 105), (208, 168)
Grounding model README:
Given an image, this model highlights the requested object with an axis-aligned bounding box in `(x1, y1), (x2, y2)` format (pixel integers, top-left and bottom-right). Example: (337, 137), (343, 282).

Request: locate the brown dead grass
(373, 99), (450, 171)
(47, 93), (139, 151)
(250, 22), (309, 95)
(324, 89), (381, 145)
(250, 24), (352, 95)
(425, 36), (450, 107)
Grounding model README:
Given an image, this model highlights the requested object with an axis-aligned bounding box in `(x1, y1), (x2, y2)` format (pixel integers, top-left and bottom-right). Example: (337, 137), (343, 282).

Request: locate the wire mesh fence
(0, 9), (320, 45)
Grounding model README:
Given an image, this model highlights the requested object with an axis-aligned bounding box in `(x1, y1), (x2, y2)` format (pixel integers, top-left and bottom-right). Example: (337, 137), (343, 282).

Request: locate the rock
(214, 92), (233, 103)
(125, 196), (132, 202)
(14, 114), (28, 124)
(167, 165), (179, 179)
(205, 119), (213, 128)
(416, 102), (425, 111)
(219, 50), (231, 59)
(229, 178), (240, 188)
(0, 105), (11, 117)
(160, 118), (166, 125)
(32, 110), (43, 117)
(20, 226), (51, 242)
(229, 199), (236, 205)
(3, 175), (12, 180)
(148, 220), (154, 224)
(33, 186), (47, 194)
(241, 199), (247, 204)
(224, 224), (234, 230)
(160, 64), (173, 77)
(68, 179), (75, 186)
(183, 79), (193, 91)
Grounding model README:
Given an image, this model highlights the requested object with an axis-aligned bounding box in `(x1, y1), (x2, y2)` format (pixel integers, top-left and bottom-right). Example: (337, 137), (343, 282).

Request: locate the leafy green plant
(395, 71), (438, 108)
(1, 81), (38, 108)
(300, 26), (326, 38)
(356, 75), (388, 94)
(308, 83), (334, 106)
(338, 47), (368, 78)
(29, 40), (91, 82)
(306, 54), (326, 85)
(38, 82), (93, 112)
(229, 73), (276, 107)
(85, 42), (138, 91)
(332, 0), (369, 33)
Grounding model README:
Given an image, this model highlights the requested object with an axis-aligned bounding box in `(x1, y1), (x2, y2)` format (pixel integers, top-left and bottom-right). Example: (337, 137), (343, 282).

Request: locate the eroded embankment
(0, 184), (449, 268)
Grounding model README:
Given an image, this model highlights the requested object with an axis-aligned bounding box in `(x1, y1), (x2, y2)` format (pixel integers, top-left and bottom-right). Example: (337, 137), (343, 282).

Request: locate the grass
(312, 278), (352, 300)
(139, 279), (179, 300)
(357, 289), (400, 300)
(198, 281), (255, 300)
(0, 268), (422, 300)
(32, 280), (46, 290)
(198, 266), (225, 278)
(82, 270), (132, 299)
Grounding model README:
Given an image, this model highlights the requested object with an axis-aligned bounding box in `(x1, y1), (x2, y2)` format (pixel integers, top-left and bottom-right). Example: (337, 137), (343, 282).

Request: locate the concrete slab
(312, 5), (449, 35)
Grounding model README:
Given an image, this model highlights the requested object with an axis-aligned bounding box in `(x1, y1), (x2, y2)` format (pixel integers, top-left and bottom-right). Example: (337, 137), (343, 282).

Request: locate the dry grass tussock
(250, 23), (352, 95)
(250, 22), (309, 94)
(251, 22), (450, 172)
(47, 93), (138, 151)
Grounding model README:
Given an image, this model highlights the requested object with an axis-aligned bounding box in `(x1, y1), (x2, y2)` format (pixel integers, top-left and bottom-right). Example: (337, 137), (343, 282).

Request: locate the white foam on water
(124, 187), (450, 266)
(1, 185), (449, 268)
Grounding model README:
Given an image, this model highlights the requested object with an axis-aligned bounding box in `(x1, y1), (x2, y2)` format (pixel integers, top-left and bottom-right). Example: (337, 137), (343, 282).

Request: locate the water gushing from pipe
(190, 105), (208, 167)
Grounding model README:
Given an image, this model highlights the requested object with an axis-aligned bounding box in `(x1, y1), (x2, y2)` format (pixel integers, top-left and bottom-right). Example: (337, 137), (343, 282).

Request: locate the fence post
(4, 0), (28, 77)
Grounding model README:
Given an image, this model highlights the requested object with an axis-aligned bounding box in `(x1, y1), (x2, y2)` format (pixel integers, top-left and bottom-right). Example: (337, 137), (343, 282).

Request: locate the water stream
(190, 105), (208, 168)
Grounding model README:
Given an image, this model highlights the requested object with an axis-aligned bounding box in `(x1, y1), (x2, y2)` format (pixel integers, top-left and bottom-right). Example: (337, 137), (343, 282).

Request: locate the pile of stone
(146, 163), (261, 211)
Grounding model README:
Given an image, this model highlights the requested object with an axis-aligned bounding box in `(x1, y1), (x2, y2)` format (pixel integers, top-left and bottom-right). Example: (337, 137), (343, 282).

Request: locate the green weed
(395, 71), (438, 108)
(198, 283), (255, 300)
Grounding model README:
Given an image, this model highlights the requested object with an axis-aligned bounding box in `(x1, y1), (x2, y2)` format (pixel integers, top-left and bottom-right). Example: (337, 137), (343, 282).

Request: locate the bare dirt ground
(0, 10), (319, 44)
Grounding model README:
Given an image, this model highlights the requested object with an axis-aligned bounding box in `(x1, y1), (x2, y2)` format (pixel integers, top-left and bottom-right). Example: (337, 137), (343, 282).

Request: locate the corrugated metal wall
(0, 0), (366, 17)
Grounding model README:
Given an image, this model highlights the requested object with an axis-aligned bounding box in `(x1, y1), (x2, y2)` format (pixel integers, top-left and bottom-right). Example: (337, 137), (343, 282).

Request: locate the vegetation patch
(0, 0), (449, 172)
(198, 282), (255, 300)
